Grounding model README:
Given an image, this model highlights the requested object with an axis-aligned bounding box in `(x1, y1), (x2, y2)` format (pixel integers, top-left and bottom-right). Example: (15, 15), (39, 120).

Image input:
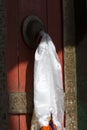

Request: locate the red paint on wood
(7, 0), (63, 129)
(8, 115), (19, 130)
(20, 114), (32, 130)
(7, 0), (19, 92)
(18, 0), (47, 92)
(47, 0), (64, 84)
(47, 0), (63, 65)
(19, 54), (34, 92)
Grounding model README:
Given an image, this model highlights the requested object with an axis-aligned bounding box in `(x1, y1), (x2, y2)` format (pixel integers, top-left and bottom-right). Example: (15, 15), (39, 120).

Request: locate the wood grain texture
(47, 0), (63, 65)
(8, 115), (19, 130)
(7, 0), (63, 129)
(18, 0), (47, 92)
(7, 0), (19, 92)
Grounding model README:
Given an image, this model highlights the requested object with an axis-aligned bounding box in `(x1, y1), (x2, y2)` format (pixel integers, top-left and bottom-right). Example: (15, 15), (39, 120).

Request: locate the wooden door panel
(7, 0), (63, 129)
(47, 0), (63, 65)
(8, 115), (19, 130)
(18, 0), (47, 92)
(20, 115), (32, 130)
(7, 0), (19, 92)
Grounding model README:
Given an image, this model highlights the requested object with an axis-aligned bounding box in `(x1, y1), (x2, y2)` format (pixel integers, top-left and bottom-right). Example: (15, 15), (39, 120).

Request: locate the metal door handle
(22, 15), (45, 48)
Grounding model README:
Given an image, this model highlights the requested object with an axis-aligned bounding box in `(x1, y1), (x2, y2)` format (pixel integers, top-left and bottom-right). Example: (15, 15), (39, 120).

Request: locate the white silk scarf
(33, 31), (64, 130)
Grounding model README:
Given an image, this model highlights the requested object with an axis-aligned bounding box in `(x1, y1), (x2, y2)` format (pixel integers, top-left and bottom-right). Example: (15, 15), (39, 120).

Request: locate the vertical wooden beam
(7, 0), (19, 92)
(47, 0), (63, 65)
(18, 0), (47, 92)
(7, 0), (20, 129)
(8, 116), (19, 130)
(62, 0), (78, 130)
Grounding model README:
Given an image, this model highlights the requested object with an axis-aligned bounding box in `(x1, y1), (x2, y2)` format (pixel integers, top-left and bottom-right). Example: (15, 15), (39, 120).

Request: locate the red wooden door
(7, 0), (63, 130)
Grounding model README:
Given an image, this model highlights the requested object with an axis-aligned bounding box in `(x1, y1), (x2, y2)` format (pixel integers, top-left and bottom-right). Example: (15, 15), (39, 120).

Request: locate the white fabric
(34, 31), (64, 130)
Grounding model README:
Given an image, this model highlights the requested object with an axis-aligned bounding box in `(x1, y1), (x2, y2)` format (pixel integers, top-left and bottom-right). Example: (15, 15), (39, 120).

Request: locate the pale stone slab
(8, 92), (33, 114)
